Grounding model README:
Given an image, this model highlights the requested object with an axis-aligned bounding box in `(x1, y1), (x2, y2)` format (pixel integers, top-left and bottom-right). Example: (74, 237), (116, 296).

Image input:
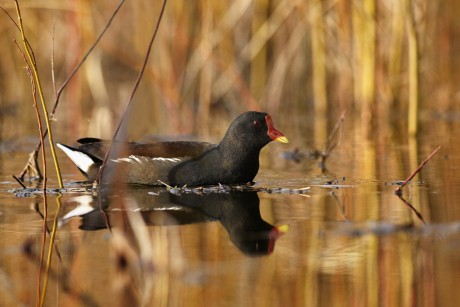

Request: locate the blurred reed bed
(0, 0), (458, 146)
(1, 2), (459, 305)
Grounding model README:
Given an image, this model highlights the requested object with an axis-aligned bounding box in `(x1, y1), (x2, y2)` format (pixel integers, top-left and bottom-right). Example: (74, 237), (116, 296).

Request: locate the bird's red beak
(265, 115), (289, 143)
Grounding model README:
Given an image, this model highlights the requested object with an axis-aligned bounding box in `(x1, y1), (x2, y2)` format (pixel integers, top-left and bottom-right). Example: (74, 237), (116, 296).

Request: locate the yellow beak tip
(275, 136), (289, 144)
(277, 224), (289, 233)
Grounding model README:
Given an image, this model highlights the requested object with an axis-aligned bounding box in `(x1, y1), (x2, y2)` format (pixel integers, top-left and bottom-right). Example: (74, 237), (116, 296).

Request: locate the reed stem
(406, 0), (420, 136)
(14, 0), (63, 188)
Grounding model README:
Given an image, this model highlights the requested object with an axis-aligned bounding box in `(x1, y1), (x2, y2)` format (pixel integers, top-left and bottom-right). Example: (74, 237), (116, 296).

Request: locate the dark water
(1, 116), (460, 307)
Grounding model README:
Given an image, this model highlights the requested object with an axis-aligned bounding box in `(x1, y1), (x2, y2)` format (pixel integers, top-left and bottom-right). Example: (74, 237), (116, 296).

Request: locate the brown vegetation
(0, 0), (458, 145)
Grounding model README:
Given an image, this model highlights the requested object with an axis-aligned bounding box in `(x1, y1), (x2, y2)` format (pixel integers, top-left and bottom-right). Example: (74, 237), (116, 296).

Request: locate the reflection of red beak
(268, 224), (289, 254)
(265, 115), (289, 143)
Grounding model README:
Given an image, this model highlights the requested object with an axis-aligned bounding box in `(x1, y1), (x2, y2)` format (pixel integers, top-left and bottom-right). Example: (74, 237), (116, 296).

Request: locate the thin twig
(97, 0), (168, 185)
(51, 0), (126, 117)
(12, 175), (27, 188)
(51, 19), (57, 98)
(319, 110), (346, 170)
(395, 145), (441, 194)
(396, 193), (426, 224)
(1, 6), (36, 61)
(324, 110), (346, 155)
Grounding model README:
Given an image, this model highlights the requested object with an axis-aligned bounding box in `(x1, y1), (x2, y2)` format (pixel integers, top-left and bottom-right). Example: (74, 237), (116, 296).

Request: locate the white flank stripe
(57, 143), (95, 173)
(111, 157), (132, 163)
(111, 156), (182, 164)
(151, 157), (182, 162)
(132, 156), (142, 163)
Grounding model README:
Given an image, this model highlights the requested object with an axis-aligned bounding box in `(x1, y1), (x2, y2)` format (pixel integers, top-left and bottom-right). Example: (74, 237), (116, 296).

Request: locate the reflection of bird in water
(171, 191), (288, 256)
(60, 189), (288, 256)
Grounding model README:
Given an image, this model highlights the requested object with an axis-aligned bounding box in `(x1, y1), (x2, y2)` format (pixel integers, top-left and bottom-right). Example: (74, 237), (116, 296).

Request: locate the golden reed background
(1, 1), (460, 306)
(0, 0), (458, 143)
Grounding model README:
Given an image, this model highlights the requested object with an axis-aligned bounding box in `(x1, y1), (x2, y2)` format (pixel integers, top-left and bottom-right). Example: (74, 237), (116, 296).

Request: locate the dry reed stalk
(310, 0), (328, 149)
(406, 0), (420, 136)
(359, 0), (376, 130)
(336, 0), (353, 109)
(197, 1), (213, 136)
(249, 0), (269, 100)
(388, 0), (405, 104)
(182, 0), (252, 98)
(352, 3), (362, 108)
(265, 3), (309, 113)
(14, 0), (63, 188)
(310, 0), (328, 113)
(214, 0), (296, 105)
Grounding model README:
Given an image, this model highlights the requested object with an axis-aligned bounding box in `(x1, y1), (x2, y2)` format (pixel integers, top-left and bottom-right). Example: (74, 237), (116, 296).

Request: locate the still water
(1, 115), (460, 307)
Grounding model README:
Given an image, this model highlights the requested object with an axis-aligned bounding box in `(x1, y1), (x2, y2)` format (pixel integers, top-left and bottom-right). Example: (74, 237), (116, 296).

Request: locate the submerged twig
(97, 0), (168, 185)
(395, 145), (441, 194)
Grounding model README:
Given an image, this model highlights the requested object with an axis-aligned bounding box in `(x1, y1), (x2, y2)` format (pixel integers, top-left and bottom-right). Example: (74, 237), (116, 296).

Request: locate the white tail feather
(57, 143), (96, 173)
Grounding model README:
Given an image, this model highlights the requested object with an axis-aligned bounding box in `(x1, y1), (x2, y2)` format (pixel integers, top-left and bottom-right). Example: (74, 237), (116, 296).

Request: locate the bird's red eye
(253, 120), (260, 127)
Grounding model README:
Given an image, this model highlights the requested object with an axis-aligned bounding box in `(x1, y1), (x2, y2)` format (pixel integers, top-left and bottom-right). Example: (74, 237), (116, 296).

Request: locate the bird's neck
(218, 136), (261, 168)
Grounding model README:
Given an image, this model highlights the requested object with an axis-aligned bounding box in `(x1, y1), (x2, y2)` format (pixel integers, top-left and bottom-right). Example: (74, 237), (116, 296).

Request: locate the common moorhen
(57, 111), (288, 186)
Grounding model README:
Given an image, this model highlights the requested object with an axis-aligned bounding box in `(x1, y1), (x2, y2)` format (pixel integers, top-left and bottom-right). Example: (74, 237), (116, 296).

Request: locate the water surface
(1, 116), (460, 307)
